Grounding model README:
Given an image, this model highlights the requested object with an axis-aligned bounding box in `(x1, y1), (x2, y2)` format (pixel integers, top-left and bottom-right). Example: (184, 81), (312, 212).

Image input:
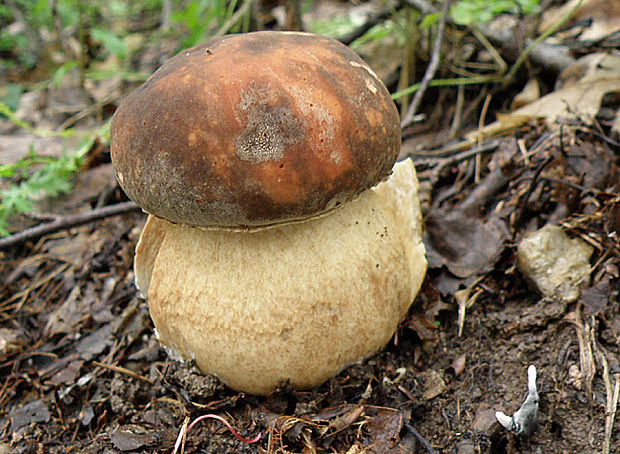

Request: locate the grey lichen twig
(496, 365), (539, 435)
(400, 0), (451, 130)
(0, 201), (140, 250)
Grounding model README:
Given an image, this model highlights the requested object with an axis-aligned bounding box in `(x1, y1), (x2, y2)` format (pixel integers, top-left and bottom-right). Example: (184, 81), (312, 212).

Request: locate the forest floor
(1, 1), (619, 453)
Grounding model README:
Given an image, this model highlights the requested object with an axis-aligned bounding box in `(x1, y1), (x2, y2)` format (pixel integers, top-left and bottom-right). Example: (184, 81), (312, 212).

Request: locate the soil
(1, 120), (618, 453)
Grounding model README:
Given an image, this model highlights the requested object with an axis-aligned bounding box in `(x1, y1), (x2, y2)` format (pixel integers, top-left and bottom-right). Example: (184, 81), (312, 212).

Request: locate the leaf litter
(1, 9), (620, 454)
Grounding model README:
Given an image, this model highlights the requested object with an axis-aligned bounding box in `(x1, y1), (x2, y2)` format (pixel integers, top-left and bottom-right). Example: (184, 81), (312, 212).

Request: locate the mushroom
(110, 31), (427, 395)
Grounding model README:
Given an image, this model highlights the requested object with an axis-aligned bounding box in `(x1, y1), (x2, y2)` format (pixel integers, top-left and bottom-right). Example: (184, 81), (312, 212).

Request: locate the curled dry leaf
(365, 409), (405, 454)
(538, 0), (620, 42)
(450, 353), (467, 377)
(425, 209), (507, 278)
(469, 53), (620, 140)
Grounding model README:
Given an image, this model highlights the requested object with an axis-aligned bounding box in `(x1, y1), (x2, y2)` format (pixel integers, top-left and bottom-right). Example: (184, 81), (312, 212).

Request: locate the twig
(284, 0), (303, 31)
(604, 374), (620, 454)
(597, 344), (620, 454)
(172, 416), (190, 454)
(0, 201), (141, 250)
(400, 0), (450, 130)
(460, 162), (510, 213)
(160, 0), (172, 31)
(92, 360), (154, 385)
(405, 423), (437, 454)
(567, 308), (597, 407)
(403, 139), (500, 169)
(513, 153), (555, 231)
(406, 0), (575, 77)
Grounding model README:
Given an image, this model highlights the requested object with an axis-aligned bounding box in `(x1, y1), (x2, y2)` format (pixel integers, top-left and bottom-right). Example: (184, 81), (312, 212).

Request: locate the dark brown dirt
(1, 121), (619, 454)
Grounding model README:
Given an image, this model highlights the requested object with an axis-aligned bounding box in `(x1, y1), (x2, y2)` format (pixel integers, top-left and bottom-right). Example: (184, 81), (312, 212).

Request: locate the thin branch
(402, 139), (500, 168)
(405, 423), (437, 454)
(92, 360), (154, 385)
(400, 0), (451, 130)
(0, 201), (141, 250)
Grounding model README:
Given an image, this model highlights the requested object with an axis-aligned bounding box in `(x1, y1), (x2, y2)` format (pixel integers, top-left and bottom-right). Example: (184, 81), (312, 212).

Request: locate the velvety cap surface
(110, 31), (400, 228)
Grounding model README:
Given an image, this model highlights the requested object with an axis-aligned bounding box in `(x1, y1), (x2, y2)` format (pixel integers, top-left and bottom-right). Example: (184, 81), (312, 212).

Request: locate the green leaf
(420, 12), (441, 29)
(451, 0), (539, 26)
(91, 28), (127, 59)
(0, 83), (23, 112)
(53, 60), (78, 87)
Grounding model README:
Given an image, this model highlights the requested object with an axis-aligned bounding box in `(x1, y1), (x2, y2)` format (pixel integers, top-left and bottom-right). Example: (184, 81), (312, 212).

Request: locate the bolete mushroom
(110, 31), (427, 395)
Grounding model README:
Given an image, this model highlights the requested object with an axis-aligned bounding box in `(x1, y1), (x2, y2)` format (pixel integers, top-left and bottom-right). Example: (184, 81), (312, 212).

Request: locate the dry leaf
(539, 0), (620, 42)
(425, 209), (507, 278)
(365, 409), (404, 454)
(468, 53), (620, 140)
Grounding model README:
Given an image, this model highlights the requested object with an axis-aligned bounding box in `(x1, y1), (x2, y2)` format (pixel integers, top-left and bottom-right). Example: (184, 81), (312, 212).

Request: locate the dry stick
(599, 349), (616, 454)
(605, 374), (620, 454)
(503, 0), (583, 85)
(407, 0), (575, 76)
(92, 360), (154, 385)
(0, 201), (141, 250)
(405, 423), (437, 454)
(400, 0), (451, 130)
(512, 153), (555, 232)
(406, 139), (500, 170)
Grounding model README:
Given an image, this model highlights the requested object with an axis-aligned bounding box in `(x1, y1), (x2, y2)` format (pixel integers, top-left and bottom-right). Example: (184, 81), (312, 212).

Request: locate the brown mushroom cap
(110, 31), (400, 229)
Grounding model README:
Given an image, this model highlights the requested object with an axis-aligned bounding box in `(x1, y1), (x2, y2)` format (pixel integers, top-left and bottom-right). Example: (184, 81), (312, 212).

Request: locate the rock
(419, 369), (447, 400)
(457, 438), (475, 454)
(473, 408), (500, 435)
(517, 224), (593, 302)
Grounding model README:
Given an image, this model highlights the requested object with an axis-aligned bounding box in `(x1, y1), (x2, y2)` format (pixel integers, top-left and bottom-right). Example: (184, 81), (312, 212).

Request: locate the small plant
(451, 0), (539, 25)
(0, 137), (97, 237)
(171, 0), (252, 48)
(0, 152), (81, 236)
(0, 101), (105, 237)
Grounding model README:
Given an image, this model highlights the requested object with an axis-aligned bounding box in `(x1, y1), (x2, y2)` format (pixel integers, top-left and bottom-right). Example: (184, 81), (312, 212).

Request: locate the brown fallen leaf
(365, 409), (405, 454)
(539, 0), (620, 42)
(9, 399), (51, 432)
(468, 53), (620, 140)
(581, 276), (613, 315)
(425, 209), (507, 278)
(450, 353), (467, 377)
(419, 369), (447, 400)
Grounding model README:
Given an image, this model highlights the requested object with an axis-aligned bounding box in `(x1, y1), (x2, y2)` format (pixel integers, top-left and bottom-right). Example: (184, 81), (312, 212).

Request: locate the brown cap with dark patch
(110, 31), (400, 229)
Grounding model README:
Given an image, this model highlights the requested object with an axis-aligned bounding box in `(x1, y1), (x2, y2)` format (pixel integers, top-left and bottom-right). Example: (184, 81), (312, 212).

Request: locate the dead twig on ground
(512, 153), (555, 232)
(0, 201), (141, 250)
(405, 423), (437, 454)
(402, 139), (500, 169)
(92, 360), (154, 385)
(503, 0), (583, 85)
(400, 0), (450, 130)
(566, 307), (597, 408)
(596, 346), (620, 454)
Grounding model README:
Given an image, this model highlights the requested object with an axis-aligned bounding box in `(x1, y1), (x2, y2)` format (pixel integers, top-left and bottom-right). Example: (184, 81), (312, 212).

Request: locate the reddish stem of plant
(187, 413), (262, 443)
